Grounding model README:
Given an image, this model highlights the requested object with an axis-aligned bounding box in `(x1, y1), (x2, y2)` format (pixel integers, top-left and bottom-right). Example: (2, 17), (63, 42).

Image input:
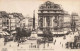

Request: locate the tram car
(66, 36), (80, 49)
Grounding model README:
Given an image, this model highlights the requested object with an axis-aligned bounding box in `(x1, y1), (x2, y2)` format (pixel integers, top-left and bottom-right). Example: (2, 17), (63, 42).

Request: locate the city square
(0, 0), (80, 51)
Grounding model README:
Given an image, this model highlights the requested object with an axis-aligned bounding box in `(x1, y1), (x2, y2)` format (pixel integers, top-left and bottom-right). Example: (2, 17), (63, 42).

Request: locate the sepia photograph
(0, 0), (80, 51)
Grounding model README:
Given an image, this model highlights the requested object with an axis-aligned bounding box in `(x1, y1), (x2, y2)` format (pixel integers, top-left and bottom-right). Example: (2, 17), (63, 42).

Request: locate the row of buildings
(0, 1), (79, 36)
(0, 11), (25, 34)
(0, 11), (38, 35)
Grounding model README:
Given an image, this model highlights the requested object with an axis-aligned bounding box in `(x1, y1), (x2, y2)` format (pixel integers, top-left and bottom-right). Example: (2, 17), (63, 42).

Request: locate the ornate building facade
(38, 1), (65, 32)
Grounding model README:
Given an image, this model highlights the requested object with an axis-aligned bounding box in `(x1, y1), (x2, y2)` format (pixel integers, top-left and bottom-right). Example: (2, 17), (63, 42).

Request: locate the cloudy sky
(0, 0), (80, 18)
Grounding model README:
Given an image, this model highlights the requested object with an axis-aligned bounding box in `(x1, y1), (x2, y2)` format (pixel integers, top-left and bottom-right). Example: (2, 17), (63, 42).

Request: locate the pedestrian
(55, 39), (56, 44)
(4, 37), (7, 46)
(18, 43), (19, 47)
(31, 43), (33, 48)
(9, 45), (11, 47)
(54, 41), (55, 45)
(60, 42), (61, 44)
(55, 39), (56, 42)
(62, 44), (63, 47)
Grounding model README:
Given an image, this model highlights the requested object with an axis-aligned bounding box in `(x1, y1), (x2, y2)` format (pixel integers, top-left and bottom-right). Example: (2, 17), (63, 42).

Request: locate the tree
(16, 27), (22, 41)
(16, 27), (31, 40)
(22, 28), (31, 37)
(43, 27), (53, 47)
(43, 28), (53, 37)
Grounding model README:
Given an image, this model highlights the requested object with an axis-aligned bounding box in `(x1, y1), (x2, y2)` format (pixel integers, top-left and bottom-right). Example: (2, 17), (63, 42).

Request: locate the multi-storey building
(63, 12), (71, 28)
(0, 13), (2, 31)
(37, 1), (72, 35)
(71, 13), (79, 31)
(8, 13), (24, 34)
(28, 17), (33, 30)
(38, 1), (65, 32)
(0, 11), (24, 34)
(28, 17), (38, 31)
(0, 11), (9, 31)
(8, 14), (16, 31)
(21, 16), (38, 31)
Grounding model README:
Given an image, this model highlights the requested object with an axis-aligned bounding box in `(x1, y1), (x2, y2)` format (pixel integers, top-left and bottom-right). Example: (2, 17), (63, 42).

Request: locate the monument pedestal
(30, 31), (37, 38)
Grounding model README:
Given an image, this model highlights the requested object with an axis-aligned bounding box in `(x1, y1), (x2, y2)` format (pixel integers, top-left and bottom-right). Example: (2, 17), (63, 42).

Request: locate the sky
(0, 0), (80, 18)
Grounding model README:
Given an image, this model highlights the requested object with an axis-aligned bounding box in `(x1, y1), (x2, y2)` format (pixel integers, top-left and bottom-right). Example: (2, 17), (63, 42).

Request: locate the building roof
(9, 13), (24, 20)
(39, 1), (63, 11)
(71, 12), (78, 16)
(0, 11), (9, 18)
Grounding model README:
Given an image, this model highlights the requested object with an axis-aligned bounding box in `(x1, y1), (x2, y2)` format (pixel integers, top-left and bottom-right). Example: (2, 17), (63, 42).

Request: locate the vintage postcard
(0, 0), (80, 51)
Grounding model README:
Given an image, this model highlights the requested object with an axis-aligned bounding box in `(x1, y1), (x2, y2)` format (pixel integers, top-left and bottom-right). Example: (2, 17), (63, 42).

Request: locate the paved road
(0, 31), (80, 51)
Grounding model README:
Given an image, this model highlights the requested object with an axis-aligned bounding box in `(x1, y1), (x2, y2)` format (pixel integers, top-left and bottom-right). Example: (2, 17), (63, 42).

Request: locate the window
(39, 17), (43, 27)
(46, 17), (50, 26)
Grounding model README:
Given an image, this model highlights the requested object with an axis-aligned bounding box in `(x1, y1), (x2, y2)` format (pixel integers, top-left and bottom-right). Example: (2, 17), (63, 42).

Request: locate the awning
(4, 32), (10, 35)
(11, 31), (16, 34)
(37, 31), (43, 34)
(52, 31), (68, 35)
(0, 31), (10, 35)
(37, 37), (43, 39)
(0, 32), (3, 35)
